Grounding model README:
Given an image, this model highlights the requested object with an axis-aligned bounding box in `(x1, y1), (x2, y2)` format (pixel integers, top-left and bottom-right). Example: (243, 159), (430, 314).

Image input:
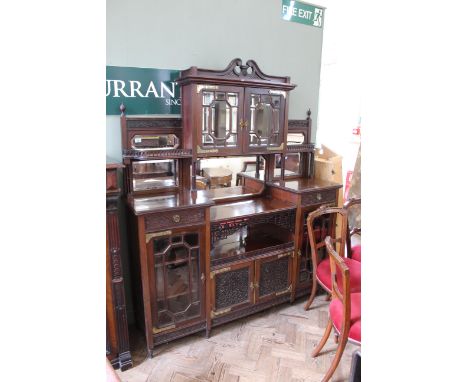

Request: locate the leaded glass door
(147, 229), (205, 332)
(197, 85), (244, 155)
(242, 88), (286, 154)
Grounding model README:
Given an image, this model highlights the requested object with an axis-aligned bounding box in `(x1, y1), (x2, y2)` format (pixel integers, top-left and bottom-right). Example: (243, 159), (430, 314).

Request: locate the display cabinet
(120, 58), (342, 359)
(177, 58), (296, 160)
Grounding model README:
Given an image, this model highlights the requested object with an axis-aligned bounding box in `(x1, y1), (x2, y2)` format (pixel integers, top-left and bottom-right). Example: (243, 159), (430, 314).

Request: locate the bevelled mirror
(132, 159), (178, 191)
(287, 132), (306, 145)
(274, 153), (302, 178)
(131, 134), (180, 151)
(249, 94), (280, 146)
(202, 91), (239, 147)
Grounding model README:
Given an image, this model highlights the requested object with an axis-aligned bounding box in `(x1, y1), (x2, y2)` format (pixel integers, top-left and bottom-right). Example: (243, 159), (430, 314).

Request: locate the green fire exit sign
(281, 0), (324, 28)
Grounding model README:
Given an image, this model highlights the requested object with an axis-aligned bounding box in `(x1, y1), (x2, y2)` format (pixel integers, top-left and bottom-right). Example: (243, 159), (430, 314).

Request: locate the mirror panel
(131, 134), (180, 151)
(287, 132), (306, 145)
(274, 153), (302, 177)
(132, 159), (178, 191)
(249, 94), (281, 147)
(201, 90), (239, 148)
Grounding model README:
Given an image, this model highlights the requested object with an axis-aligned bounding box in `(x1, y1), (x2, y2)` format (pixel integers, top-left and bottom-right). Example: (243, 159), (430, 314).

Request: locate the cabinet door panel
(255, 253), (292, 304)
(197, 85), (244, 155)
(148, 229), (205, 332)
(243, 88), (286, 154)
(211, 262), (254, 317)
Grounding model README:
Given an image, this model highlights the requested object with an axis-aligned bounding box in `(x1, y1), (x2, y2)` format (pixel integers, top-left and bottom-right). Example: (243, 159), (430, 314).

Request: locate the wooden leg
(320, 330), (349, 382)
(304, 276), (318, 310)
(312, 319), (333, 358)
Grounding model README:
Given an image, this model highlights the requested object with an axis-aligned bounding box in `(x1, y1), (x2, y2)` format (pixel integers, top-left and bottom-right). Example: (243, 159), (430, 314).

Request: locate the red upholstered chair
(304, 206), (361, 310)
(344, 197), (361, 262)
(312, 236), (361, 382)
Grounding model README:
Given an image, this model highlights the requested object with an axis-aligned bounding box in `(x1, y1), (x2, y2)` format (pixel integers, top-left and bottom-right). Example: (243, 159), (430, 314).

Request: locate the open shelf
(210, 197), (295, 222)
(210, 223), (294, 267)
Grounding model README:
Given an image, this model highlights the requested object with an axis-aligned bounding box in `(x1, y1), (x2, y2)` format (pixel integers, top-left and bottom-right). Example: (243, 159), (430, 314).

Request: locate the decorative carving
(286, 143), (315, 152)
(123, 148), (192, 159)
(145, 209), (205, 232)
(258, 257), (290, 297)
(197, 145), (219, 154)
(127, 118), (182, 129)
(210, 218), (249, 243)
(215, 267), (250, 310)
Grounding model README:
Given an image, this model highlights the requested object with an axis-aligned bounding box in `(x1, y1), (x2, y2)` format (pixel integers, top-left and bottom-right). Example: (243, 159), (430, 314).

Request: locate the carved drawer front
(211, 262), (254, 318)
(255, 253), (292, 303)
(145, 208), (205, 232)
(301, 189), (336, 206)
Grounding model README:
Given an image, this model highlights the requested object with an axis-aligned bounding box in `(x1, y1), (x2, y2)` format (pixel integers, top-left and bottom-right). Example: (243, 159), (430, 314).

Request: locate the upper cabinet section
(177, 58), (296, 157)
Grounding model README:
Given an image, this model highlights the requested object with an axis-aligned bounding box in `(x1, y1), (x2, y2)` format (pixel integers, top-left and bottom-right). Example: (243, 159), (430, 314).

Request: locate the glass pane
(203, 91), (214, 106)
(191, 256), (200, 303)
(166, 261), (190, 314)
(172, 236), (182, 243)
(227, 93), (238, 107)
(154, 238), (170, 254)
(131, 134), (179, 151)
(185, 233), (199, 247)
(132, 160), (178, 191)
(287, 132), (305, 145)
(166, 246), (188, 263)
(249, 94), (280, 147)
(210, 100), (230, 139)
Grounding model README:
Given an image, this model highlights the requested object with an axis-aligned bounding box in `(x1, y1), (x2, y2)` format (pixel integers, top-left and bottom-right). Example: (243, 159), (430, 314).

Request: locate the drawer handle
(317, 193), (322, 201)
(173, 214), (181, 223)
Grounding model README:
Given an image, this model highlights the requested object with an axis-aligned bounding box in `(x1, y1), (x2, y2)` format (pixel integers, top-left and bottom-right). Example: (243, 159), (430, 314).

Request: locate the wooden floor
(117, 295), (359, 382)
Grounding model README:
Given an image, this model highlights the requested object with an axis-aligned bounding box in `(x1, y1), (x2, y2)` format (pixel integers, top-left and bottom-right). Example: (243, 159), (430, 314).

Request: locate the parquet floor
(117, 295), (359, 382)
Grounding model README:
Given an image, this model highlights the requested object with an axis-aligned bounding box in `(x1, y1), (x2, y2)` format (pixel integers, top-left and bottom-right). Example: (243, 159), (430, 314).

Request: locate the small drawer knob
(317, 193), (322, 200)
(173, 214), (181, 223)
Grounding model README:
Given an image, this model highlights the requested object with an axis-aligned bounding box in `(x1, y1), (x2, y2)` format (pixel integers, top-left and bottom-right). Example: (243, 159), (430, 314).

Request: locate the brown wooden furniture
(312, 236), (361, 382)
(120, 59), (342, 358)
(344, 197), (361, 262)
(303, 206), (361, 310)
(106, 161), (132, 370)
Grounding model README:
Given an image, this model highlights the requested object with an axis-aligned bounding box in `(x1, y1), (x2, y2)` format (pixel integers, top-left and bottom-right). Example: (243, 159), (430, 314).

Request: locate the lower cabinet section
(210, 251), (293, 323)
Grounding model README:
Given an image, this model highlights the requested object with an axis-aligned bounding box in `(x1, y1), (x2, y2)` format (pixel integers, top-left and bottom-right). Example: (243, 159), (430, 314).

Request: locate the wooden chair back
(325, 235), (351, 336)
(344, 197), (361, 256)
(306, 206), (348, 272)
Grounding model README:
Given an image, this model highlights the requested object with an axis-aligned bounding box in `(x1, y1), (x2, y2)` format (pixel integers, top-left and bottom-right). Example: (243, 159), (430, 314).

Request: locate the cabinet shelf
(210, 223), (294, 267)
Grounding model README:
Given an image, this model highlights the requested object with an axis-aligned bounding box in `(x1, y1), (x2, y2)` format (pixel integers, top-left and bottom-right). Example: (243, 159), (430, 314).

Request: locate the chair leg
(320, 330), (350, 382)
(304, 277), (318, 310)
(312, 319), (333, 358)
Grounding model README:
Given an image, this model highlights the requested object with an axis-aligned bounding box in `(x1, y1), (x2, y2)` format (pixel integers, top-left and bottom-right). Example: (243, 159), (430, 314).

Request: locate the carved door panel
(196, 85), (244, 156)
(210, 262), (254, 319)
(242, 87), (286, 154)
(254, 252), (292, 304)
(147, 228), (205, 334)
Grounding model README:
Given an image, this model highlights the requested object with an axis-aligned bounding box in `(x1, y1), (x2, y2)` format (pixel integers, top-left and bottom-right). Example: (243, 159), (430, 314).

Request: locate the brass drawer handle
(317, 193), (322, 201)
(173, 214), (181, 223)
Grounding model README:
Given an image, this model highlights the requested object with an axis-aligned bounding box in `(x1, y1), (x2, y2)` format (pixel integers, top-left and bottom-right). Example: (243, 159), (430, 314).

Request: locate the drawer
(301, 189), (336, 207)
(145, 208), (205, 232)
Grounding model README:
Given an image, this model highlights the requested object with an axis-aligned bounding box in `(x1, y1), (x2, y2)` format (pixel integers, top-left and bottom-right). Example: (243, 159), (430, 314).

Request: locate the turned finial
(120, 103), (126, 116)
(307, 108), (311, 119)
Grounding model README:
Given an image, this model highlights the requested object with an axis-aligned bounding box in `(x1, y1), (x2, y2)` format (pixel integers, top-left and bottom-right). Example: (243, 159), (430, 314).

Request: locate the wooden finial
(307, 108), (311, 119)
(120, 103), (126, 116)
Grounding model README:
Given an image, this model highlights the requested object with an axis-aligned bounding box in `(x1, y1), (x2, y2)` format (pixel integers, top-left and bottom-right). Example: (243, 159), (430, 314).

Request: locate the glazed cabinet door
(242, 87), (286, 154)
(254, 252), (292, 304)
(196, 85), (244, 156)
(210, 262), (254, 319)
(147, 228), (205, 334)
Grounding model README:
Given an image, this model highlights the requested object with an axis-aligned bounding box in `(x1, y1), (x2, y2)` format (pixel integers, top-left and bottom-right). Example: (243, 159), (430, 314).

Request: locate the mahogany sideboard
(120, 59), (342, 358)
